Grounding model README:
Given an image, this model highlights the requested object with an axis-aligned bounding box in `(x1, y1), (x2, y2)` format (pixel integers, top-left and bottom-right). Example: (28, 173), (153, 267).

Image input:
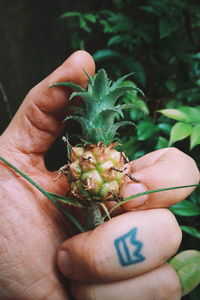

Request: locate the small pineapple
(53, 69), (142, 227)
(68, 142), (125, 202)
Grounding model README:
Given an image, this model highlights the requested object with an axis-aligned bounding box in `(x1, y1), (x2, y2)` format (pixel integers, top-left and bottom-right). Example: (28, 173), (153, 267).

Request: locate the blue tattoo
(114, 228), (145, 266)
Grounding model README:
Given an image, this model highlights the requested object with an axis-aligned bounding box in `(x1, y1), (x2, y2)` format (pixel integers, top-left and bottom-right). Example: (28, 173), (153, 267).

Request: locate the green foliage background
(0, 0), (200, 298)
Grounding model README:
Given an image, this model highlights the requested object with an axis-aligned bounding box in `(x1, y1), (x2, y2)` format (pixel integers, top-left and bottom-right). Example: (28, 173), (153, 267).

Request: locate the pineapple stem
(85, 201), (104, 230)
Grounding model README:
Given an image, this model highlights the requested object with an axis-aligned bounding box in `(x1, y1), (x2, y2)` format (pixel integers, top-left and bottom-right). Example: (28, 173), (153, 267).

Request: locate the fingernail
(57, 250), (73, 277)
(120, 182), (148, 209)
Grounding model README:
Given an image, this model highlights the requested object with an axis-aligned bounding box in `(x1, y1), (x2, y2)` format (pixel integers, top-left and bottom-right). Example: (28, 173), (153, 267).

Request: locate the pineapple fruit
(68, 142), (125, 202)
(53, 69), (142, 228)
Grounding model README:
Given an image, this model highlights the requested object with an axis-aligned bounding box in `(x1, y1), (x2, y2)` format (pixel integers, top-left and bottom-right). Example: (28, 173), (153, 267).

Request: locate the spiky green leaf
(117, 104), (137, 111)
(93, 108), (122, 129)
(50, 82), (85, 92)
(65, 106), (86, 117)
(64, 115), (92, 138)
(113, 120), (135, 131)
(69, 91), (98, 116)
(105, 86), (140, 106)
(93, 69), (110, 99)
(83, 68), (94, 86)
(110, 73), (134, 90)
(53, 69), (144, 144)
(105, 121), (135, 143)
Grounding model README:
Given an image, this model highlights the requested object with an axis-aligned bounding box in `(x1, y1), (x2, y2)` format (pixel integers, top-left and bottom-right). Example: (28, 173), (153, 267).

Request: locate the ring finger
(69, 263), (181, 300)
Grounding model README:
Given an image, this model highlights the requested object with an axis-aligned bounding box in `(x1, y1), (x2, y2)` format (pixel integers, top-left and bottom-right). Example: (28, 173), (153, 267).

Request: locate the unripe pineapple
(52, 69), (142, 226)
(68, 142), (125, 201)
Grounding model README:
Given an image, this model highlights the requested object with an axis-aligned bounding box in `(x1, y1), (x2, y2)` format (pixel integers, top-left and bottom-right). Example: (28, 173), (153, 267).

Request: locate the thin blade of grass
(98, 202), (111, 220)
(106, 184), (200, 219)
(0, 156), (85, 232)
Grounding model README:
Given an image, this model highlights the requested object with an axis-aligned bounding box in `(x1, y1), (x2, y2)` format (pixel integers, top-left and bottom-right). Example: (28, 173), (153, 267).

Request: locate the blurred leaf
(71, 32), (84, 49)
(107, 34), (130, 46)
(139, 5), (159, 15)
(158, 123), (172, 135)
(122, 136), (140, 160)
(159, 17), (179, 38)
(112, 0), (124, 9)
(99, 20), (113, 33)
(61, 11), (81, 18)
(158, 109), (188, 122)
(83, 13), (96, 23)
(111, 15), (133, 33)
(130, 108), (144, 121)
(190, 124), (200, 150)
(137, 120), (158, 140)
(179, 106), (200, 123)
(166, 99), (183, 109)
(177, 88), (200, 101)
(170, 250), (200, 296)
(135, 22), (156, 44)
(120, 81), (148, 115)
(170, 199), (200, 216)
(188, 93), (200, 102)
(181, 226), (200, 239)
(79, 17), (91, 32)
(119, 79), (137, 89)
(93, 49), (122, 62)
(130, 99), (149, 115)
(124, 58), (146, 86)
(169, 122), (193, 145)
(112, 22), (132, 33)
(100, 10), (114, 17)
(165, 79), (176, 92)
(156, 136), (169, 149)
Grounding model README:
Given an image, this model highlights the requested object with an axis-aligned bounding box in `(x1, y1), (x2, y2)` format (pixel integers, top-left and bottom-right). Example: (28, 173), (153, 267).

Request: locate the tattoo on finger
(114, 228), (145, 266)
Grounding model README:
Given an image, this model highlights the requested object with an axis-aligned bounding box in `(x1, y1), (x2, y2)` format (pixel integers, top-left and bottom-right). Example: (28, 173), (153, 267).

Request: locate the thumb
(1, 50), (95, 155)
(120, 148), (199, 210)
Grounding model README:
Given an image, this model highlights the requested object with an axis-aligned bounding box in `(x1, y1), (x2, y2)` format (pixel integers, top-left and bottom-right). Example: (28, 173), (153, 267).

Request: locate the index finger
(120, 147), (200, 210)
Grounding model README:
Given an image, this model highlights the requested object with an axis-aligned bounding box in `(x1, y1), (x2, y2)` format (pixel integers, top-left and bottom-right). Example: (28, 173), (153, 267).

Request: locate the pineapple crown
(51, 69), (144, 145)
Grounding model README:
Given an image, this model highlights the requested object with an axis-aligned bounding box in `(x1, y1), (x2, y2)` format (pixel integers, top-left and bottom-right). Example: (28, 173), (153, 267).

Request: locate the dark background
(0, 0), (91, 130)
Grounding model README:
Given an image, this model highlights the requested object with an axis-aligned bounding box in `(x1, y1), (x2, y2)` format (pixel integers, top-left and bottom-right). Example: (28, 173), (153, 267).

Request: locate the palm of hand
(0, 149), (72, 300)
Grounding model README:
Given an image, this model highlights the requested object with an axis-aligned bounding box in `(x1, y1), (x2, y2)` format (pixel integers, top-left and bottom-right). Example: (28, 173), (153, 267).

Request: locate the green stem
(85, 201), (104, 230)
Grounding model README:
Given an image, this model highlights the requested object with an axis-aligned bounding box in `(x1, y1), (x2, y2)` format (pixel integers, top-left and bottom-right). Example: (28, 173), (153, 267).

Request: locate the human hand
(0, 50), (199, 300)
(0, 50), (95, 300)
(57, 148), (199, 300)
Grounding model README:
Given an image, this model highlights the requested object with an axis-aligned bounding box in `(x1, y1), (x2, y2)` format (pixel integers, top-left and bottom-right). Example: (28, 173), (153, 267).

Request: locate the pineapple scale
(68, 143), (125, 201)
